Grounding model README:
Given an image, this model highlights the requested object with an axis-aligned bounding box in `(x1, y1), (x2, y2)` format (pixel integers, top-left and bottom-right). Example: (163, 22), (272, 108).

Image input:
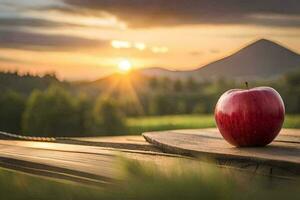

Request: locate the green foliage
(1, 70), (300, 136)
(0, 167), (103, 200)
(76, 94), (94, 135)
(113, 159), (236, 200)
(173, 79), (183, 92)
(186, 77), (198, 91)
(119, 97), (144, 117)
(0, 91), (25, 133)
(0, 71), (60, 95)
(22, 85), (80, 137)
(148, 77), (159, 89)
(282, 71), (300, 113)
(109, 159), (300, 200)
(285, 70), (300, 86)
(93, 97), (127, 135)
(193, 103), (206, 114)
(149, 94), (177, 115)
(160, 77), (172, 91)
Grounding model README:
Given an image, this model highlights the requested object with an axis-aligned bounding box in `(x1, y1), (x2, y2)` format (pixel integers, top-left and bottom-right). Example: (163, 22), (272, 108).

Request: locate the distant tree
(283, 71), (300, 113)
(76, 93), (94, 135)
(149, 77), (159, 90)
(176, 100), (187, 114)
(186, 77), (198, 91)
(193, 103), (206, 114)
(22, 85), (80, 137)
(120, 98), (144, 117)
(0, 71), (61, 96)
(161, 77), (171, 91)
(93, 97), (126, 135)
(0, 91), (25, 134)
(285, 70), (300, 86)
(149, 94), (176, 115)
(173, 79), (183, 92)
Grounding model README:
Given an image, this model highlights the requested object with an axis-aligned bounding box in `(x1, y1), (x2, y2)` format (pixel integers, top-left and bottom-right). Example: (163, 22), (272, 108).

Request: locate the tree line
(0, 70), (299, 136)
(0, 85), (126, 136)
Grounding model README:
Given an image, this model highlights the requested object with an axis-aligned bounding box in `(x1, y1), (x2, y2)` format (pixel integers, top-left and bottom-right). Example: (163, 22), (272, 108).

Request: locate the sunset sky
(1, 0), (300, 80)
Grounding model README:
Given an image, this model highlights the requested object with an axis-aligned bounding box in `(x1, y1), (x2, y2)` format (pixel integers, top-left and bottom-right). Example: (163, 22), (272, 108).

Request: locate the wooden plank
(0, 141), (293, 186)
(0, 131), (299, 185)
(0, 143), (116, 180)
(69, 135), (147, 144)
(0, 139), (188, 184)
(60, 135), (160, 152)
(143, 128), (300, 178)
(170, 128), (300, 143)
(0, 129), (159, 151)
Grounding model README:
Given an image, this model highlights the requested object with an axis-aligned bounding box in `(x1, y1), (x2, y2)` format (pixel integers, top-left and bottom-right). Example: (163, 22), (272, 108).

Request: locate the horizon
(1, 0), (300, 80)
(1, 38), (298, 82)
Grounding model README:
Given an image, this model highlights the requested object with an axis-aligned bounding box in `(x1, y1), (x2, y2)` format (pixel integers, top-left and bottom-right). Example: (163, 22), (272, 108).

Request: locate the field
(126, 114), (300, 134)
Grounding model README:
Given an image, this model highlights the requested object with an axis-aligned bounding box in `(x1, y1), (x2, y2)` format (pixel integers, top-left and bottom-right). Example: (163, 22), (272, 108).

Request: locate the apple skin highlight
(215, 87), (285, 147)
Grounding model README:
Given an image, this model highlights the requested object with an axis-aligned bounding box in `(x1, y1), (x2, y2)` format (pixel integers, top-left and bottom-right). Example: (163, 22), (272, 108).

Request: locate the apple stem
(245, 82), (249, 89)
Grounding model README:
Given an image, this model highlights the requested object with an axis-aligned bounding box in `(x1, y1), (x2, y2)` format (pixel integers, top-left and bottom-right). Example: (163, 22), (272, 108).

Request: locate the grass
(126, 114), (300, 134)
(0, 167), (103, 200)
(284, 115), (300, 128)
(0, 158), (299, 200)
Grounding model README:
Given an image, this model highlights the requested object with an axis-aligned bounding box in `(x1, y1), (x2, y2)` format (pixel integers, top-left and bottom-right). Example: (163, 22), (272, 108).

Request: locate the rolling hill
(76, 38), (300, 91)
(139, 39), (300, 80)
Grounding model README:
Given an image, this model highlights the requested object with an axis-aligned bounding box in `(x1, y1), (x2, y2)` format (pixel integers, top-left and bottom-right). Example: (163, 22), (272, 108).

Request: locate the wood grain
(0, 129), (299, 185)
(60, 135), (160, 152)
(143, 128), (300, 178)
(0, 139), (186, 185)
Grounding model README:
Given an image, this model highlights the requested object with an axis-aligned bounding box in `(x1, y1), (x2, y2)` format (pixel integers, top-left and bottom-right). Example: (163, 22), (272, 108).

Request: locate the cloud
(0, 17), (85, 28)
(0, 2), (124, 30)
(61, 0), (300, 28)
(0, 55), (23, 63)
(0, 30), (108, 51)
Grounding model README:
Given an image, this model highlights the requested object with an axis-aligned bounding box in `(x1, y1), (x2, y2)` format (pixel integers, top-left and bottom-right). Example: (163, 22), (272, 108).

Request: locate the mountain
(195, 39), (300, 79)
(139, 67), (190, 79)
(139, 39), (300, 80)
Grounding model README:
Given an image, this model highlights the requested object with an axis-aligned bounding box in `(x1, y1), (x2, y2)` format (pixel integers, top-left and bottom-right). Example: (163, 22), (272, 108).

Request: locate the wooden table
(0, 136), (189, 185)
(0, 128), (299, 185)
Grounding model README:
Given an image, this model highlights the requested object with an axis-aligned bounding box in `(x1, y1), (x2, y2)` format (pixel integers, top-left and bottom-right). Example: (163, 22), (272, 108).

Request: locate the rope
(0, 131), (56, 142)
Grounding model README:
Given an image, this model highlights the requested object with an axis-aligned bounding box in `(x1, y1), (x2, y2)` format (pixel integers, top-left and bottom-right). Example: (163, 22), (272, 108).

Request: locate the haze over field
(1, 0), (300, 80)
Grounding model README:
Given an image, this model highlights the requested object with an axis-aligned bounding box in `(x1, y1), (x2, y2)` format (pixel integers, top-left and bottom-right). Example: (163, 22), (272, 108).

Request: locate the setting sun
(118, 60), (132, 73)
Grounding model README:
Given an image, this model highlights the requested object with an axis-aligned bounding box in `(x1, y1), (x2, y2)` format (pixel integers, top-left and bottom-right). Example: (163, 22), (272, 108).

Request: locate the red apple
(215, 85), (285, 147)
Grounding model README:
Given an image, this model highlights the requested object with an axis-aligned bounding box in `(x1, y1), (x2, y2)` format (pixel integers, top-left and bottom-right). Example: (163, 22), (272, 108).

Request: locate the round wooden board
(143, 128), (300, 178)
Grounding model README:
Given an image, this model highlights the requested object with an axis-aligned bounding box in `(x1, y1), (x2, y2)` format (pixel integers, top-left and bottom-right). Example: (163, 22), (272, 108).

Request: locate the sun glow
(118, 60), (132, 73)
